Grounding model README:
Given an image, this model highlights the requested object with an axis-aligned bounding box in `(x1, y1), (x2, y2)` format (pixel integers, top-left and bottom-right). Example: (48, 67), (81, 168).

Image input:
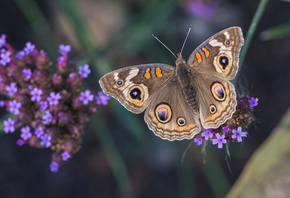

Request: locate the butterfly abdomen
(183, 88), (199, 112)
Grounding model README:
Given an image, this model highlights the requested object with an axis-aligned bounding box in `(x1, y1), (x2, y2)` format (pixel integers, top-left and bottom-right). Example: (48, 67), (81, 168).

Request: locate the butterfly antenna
(180, 24), (192, 55)
(152, 34), (177, 58)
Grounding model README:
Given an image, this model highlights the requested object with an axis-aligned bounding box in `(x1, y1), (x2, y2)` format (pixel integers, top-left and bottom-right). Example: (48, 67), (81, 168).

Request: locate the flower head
(6, 82), (18, 97)
(3, 118), (15, 134)
(79, 90), (94, 105)
(61, 151), (71, 161)
(96, 91), (110, 106)
(194, 137), (203, 146)
(30, 87), (42, 102)
(20, 126), (31, 140)
(42, 110), (53, 125)
(222, 127), (229, 133)
(201, 128), (213, 140)
(39, 101), (48, 110)
(78, 64), (91, 78)
(34, 126), (44, 138)
(22, 68), (32, 80)
(24, 42), (35, 55)
(249, 97), (259, 108)
(58, 44), (71, 55)
(40, 134), (51, 148)
(187, 0), (219, 20)
(50, 161), (58, 172)
(16, 50), (25, 59)
(47, 92), (61, 106)
(232, 127), (247, 142)
(212, 133), (227, 149)
(8, 99), (21, 115)
(0, 50), (11, 66)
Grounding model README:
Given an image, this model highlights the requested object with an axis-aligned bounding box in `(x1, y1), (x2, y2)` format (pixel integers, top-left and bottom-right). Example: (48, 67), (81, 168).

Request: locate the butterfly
(99, 27), (244, 141)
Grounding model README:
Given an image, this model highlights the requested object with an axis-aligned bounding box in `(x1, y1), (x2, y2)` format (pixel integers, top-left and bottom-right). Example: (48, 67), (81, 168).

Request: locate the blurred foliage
(260, 23), (290, 40)
(227, 107), (290, 198)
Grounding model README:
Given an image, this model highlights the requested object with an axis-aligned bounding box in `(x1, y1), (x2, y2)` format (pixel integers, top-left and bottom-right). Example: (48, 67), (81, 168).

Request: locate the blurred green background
(0, 0), (290, 197)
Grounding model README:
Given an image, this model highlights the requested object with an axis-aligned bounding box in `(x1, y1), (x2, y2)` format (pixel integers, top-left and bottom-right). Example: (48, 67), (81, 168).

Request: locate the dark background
(0, 0), (289, 197)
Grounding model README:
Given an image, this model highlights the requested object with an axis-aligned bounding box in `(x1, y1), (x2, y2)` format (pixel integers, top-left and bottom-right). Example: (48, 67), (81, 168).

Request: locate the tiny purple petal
(0, 100), (5, 107)
(194, 137), (203, 146)
(0, 34), (6, 48)
(30, 87), (42, 102)
(212, 133), (227, 149)
(8, 99), (22, 115)
(34, 126), (44, 138)
(58, 44), (71, 55)
(96, 91), (110, 106)
(16, 139), (24, 146)
(47, 92), (61, 106)
(201, 128), (213, 140)
(79, 90), (94, 105)
(39, 101), (48, 110)
(232, 127), (247, 142)
(20, 126), (31, 141)
(78, 64), (91, 78)
(40, 134), (51, 148)
(222, 127), (230, 133)
(0, 50), (11, 66)
(57, 56), (65, 64)
(5, 82), (18, 97)
(16, 50), (25, 59)
(3, 118), (15, 134)
(24, 42), (35, 55)
(22, 68), (32, 80)
(61, 151), (71, 161)
(50, 161), (58, 172)
(249, 97), (259, 108)
(42, 110), (53, 125)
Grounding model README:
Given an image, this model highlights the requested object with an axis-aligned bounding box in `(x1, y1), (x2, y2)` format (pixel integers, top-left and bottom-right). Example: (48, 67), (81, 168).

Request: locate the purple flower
(16, 139), (24, 146)
(58, 44), (71, 55)
(8, 99), (22, 115)
(212, 133), (227, 149)
(0, 50), (11, 66)
(24, 42), (35, 55)
(47, 92), (61, 106)
(201, 128), (213, 140)
(57, 56), (65, 64)
(3, 118), (15, 134)
(30, 87), (42, 102)
(0, 34), (6, 48)
(61, 151), (71, 161)
(95, 91), (110, 106)
(22, 68), (32, 80)
(50, 161), (58, 172)
(42, 110), (53, 125)
(249, 97), (259, 108)
(16, 50), (25, 59)
(194, 137), (203, 146)
(5, 82), (18, 97)
(34, 126), (44, 138)
(39, 101), (48, 110)
(187, 0), (218, 20)
(222, 127), (230, 133)
(20, 126), (31, 140)
(40, 134), (51, 148)
(232, 127), (247, 142)
(0, 100), (5, 107)
(79, 90), (94, 105)
(78, 64), (91, 78)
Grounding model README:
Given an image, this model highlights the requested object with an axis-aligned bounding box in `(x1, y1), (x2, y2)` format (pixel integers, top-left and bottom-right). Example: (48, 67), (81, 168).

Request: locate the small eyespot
(219, 56), (229, 69)
(209, 104), (217, 114)
(117, 80), (123, 86)
(177, 117), (186, 127)
(225, 40), (231, 45)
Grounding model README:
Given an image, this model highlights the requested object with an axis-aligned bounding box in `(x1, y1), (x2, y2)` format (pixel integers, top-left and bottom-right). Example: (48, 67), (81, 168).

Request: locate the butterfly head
(175, 53), (187, 67)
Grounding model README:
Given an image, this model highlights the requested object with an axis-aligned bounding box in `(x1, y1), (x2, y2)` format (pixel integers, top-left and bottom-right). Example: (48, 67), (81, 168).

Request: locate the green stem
(92, 113), (134, 198)
(238, 0), (269, 72)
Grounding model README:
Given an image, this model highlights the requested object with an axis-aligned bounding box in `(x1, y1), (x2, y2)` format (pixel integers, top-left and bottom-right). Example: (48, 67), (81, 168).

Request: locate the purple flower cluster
(187, 0), (219, 20)
(194, 94), (259, 149)
(0, 35), (110, 172)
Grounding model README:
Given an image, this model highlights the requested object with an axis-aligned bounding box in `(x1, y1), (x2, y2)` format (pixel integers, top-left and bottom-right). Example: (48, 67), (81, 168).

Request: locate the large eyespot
(155, 103), (172, 124)
(209, 104), (217, 114)
(177, 117), (186, 127)
(211, 82), (226, 101)
(130, 88), (141, 100)
(219, 56), (229, 70)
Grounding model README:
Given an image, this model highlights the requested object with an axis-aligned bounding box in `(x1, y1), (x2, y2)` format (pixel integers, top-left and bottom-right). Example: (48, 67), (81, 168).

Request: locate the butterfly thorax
(175, 54), (199, 113)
